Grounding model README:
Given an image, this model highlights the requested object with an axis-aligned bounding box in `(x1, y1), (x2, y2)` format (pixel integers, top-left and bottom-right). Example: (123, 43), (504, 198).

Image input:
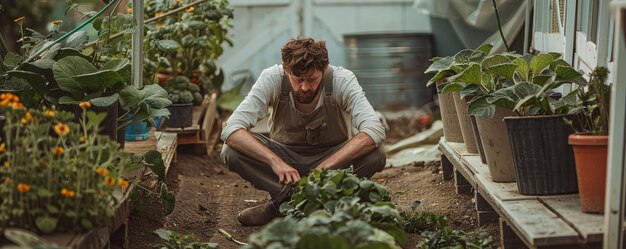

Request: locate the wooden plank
(201, 93), (218, 146)
(500, 218), (530, 249)
(439, 140), (477, 189)
(155, 132), (177, 174)
(440, 154), (454, 181)
(194, 94), (211, 126)
(541, 197), (604, 242)
(206, 118), (222, 157)
(463, 155), (537, 201)
(499, 200), (581, 246)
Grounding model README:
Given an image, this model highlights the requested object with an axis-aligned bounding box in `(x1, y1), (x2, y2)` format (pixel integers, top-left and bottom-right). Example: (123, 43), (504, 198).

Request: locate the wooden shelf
(439, 139), (607, 248)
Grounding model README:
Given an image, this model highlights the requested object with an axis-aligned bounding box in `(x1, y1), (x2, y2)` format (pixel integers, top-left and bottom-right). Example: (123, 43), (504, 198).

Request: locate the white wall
(218, 0), (431, 90)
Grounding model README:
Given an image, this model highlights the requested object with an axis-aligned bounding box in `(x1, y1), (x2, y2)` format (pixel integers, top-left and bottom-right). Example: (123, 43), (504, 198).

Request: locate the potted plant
(461, 52), (586, 192)
(0, 15), (172, 144)
(142, 0), (232, 93)
(568, 67), (611, 213)
(164, 76), (202, 128)
(424, 44), (494, 147)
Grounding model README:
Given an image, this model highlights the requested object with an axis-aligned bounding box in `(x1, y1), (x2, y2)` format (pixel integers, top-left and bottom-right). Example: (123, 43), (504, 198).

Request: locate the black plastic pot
(470, 115), (487, 164)
(167, 103), (193, 128)
(504, 114), (578, 195)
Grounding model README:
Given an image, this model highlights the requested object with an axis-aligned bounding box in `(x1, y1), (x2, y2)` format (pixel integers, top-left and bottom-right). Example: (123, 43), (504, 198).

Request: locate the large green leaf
(485, 63), (517, 82)
(512, 81), (542, 98)
(53, 56), (98, 98)
(4, 52), (23, 68)
(555, 65), (583, 81)
(427, 69), (455, 86)
(91, 93), (119, 107)
(145, 150), (166, 182)
(101, 59), (131, 83)
(438, 83), (464, 94)
(424, 56), (453, 74)
(72, 70), (124, 92)
(452, 49), (474, 64)
(460, 84), (482, 100)
(118, 86), (142, 107)
(530, 53), (554, 77)
(467, 96), (496, 118)
(157, 40), (180, 52)
(0, 77), (32, 92)
(482, 54), (512, 68)
(448, 63), (481, 85)
(513, 58), (529, 80)
(35, 216), (58, 234)
(64, 31), (88, 50)
(475, 43), (494, 55)
(514, 95), (537, 113)
(7, 70), (43, 91)
(532, 71), (556, 86)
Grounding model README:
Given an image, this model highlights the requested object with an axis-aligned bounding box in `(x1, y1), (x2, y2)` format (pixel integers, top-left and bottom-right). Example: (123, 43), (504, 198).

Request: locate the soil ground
(127, 117), (500, 248)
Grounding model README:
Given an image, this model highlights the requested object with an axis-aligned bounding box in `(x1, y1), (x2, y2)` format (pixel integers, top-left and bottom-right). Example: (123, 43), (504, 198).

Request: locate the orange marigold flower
(80, 136), (87, 143)
(12, 95), (19, 102)
(155, 23), (165, 29)
(61, 188), (75, 198)
(43, 110), (55, 117)
(4, 178), (12, 185)
(0, 143), (6, 154)
(53, 123), (70, 136)
(79, 101), (91, 109)
(10, 103), (24, 110)
(17, 183), (30, 193)
(3, 161), (9, 168)
(14, 17), (25, 25)
(51, 20), (62, 25)
(20, 118), (28, 125)
(155, 12), (164, 17)
(96, 167), (109, 176)
(52, 146), (64, 156)
(105, 176), (116, 186)
(127, 7), (133, 14)
(24, 111), (32, 120)
(118, 179), (129, 188)
(186, 6), (194, 12)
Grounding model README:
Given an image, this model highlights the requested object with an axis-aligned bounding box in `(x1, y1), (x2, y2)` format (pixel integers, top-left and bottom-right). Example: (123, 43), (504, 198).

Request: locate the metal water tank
(344, 33), (435, 110)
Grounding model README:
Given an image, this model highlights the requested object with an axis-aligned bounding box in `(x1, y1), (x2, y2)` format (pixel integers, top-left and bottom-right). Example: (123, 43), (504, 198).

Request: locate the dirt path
(128, 152), (498, 248)
(127, 115), (498, 248)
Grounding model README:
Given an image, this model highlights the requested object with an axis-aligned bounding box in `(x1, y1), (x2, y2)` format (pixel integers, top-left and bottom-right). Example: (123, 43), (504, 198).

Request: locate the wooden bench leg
(110, 219), (129, 248)
(441, 155), (454, 181)
(454, 170), (472, 195)
(475, 191), (498, 225)
(500, 218), (528, 249)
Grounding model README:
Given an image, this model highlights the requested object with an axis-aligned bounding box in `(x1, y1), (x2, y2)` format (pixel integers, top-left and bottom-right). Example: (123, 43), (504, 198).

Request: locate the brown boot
(237, 201), (281, 226)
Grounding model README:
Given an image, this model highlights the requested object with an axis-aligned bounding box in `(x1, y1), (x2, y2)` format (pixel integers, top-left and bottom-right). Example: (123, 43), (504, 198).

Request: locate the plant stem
(492, 0), (510, 51)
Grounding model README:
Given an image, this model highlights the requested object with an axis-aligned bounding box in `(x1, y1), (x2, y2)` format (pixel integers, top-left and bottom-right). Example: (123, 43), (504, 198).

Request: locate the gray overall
(221, 69), (386, 199)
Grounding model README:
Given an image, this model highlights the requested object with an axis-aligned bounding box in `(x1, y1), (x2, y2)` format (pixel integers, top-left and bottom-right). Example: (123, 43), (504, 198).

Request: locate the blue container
(125, 121), (151, 141)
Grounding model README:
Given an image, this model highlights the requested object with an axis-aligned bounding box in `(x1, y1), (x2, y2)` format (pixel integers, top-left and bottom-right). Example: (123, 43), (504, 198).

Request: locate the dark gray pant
(221, 133), (386, 199)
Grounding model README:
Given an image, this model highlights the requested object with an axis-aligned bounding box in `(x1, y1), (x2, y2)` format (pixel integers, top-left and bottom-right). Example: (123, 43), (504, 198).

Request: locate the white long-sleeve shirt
(221, 64), (386, 147)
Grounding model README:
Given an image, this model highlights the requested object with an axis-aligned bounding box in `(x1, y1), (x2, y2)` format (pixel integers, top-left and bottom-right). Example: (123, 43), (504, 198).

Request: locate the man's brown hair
(281, 37), (329, 76)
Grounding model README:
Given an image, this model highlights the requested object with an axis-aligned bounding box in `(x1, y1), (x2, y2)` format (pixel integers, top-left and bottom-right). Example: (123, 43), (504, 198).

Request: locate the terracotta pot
(157, 72), (175, 85)
(569, 134), (608, 213)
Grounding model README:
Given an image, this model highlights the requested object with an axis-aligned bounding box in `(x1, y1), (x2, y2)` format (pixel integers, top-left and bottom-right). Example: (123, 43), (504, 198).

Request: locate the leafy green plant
(448, 51), (586, 118)
(152, 229), (218, 249)
(280, 168), (391, 219)
(567, 67), (611, 135)
(401, 210), (448, 234)
(0, 24), (171, 130)
(416, 227), (494, 249)
(0, 93), (174, 233)
(244, 211), (401, 249)
(424, 43), (494, 90)
(163, 76), (202, 104)
(142, 0), (232, 91)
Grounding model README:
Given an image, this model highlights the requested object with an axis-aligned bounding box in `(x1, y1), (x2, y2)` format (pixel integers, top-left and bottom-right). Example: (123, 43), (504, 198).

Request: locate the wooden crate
(162, 93), (219, 156)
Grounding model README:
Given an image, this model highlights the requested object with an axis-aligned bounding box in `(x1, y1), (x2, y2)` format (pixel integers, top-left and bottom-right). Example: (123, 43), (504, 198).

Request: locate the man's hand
(270, 161), (300, 185)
